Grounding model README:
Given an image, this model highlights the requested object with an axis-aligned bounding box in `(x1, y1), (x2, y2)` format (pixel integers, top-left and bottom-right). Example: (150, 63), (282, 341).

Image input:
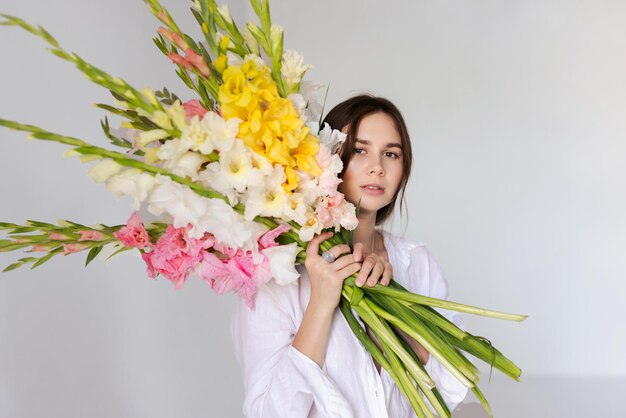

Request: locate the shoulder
(381, 229), (429, 262)
(381, 230), (449, 298)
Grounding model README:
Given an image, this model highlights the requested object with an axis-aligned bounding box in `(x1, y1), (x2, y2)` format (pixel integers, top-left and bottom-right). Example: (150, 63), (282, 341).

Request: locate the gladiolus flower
(31, 244), (52, 252)
(141, 225), (208, 289)
(182, 99), (207, 121)
(185, 49), (211, 78)
(63, 243), (88, 254)
(78, 230), (106, 241)
(114, 213), (152, 249)
(168, 52), (190, 69)
(49, 232), (70, 241)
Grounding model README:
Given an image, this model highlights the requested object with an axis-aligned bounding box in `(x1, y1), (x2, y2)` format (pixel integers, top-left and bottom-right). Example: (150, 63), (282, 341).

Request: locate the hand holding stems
(352, 240), (393, 287)
(291, 231), (393, 368)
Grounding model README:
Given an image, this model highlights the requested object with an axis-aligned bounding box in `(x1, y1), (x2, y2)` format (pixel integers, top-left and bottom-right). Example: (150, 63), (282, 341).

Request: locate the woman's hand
(305, 231), (362, 312)
(352, 241), (393, 288)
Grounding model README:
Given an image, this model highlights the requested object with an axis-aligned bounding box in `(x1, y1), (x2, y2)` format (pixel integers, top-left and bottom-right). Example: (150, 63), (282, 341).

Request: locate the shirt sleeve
(230, 279), (354, 418)
(417, 246), (469, 412)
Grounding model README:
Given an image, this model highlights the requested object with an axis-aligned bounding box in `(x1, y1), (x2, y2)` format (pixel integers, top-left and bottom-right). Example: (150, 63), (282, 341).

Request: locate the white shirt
(231, 230), (469, 417)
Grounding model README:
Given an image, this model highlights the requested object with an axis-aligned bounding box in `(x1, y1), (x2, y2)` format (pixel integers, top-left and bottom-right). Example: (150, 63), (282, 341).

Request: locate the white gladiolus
(197, 162), (238, 206)
(288, 93), (307, 118)
(281, 49), (312, 86)
(106, 169), (157, 210)
(318, 123), (347, 154)
(149, 110), (173, 130)
(300, 80), (324, 124)
(181, 117), (213, 155)
(201, 111), (239, 153)
(295, 171), (322, 206)
(244, 164), (290, 220)
(147, 175), (265, 250)
(166, 101), (188, 131)
(88, 159), (123, 184)
(138, 129), (169, 148)
(206, 139), (263, 195)
(283, 192), (308, 225)
(298, 211), (323, 242)
(263, 243), (301, 285)
(172, 151), (209, 181)
(157, 137), (191, 164)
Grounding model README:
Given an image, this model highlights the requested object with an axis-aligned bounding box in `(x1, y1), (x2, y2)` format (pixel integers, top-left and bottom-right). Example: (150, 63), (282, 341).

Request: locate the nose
(368, 156), (385, 176)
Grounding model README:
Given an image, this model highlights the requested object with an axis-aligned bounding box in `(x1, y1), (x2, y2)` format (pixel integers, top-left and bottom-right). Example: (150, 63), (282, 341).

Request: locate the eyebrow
(355, 138), (403, 149)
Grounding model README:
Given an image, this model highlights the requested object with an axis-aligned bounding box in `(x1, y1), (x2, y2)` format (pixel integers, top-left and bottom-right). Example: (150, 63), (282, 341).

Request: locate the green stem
(344, 286), (436, 390)
(348, 277), (527, 322)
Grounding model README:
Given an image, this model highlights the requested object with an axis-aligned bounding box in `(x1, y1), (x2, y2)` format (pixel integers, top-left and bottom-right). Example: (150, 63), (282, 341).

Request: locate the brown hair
(322, 94), (412, 225)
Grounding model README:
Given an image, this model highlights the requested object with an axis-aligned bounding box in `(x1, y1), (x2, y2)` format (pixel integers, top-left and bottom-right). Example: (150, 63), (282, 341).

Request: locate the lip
(360, 184), (385, 195)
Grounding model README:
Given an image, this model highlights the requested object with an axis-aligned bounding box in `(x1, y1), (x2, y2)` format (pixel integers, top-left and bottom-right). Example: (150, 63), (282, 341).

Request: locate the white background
(1, 0), (625, 417)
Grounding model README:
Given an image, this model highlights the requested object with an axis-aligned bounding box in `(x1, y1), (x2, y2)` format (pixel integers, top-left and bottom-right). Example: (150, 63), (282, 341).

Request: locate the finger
(331, 253), (361, 271)
(353, 242), (364, 262)
(330, 244), (352, 258)
(337, 261), (362, 281)
(355, 254), (376, 287)
(381, 261), (393, 286)
(366, 262), (385, 288)
(306, 231), (333, 258)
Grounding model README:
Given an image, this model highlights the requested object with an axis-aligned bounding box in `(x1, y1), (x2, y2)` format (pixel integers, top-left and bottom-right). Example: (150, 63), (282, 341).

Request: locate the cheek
(388, 163), (404, 190)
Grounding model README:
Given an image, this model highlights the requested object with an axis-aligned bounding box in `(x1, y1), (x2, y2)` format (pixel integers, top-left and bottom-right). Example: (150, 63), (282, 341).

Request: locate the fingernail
(356, 279), (363, 286)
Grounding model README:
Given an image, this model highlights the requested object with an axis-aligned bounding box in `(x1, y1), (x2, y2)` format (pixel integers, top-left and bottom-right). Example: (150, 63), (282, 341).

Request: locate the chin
(354, 195), (392, 214)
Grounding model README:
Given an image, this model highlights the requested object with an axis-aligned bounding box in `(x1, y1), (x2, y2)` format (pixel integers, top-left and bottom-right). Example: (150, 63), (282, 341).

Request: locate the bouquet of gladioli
(0, 1), (526, 416)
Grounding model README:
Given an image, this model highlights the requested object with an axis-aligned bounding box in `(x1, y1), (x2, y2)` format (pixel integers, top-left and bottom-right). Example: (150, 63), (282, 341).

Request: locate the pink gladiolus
(141, 251), (157, 279)
(31, 244), (51, 252)
(168, 52), (192, 69)
(142, 225), (208, 289)
(182, 99), (208, 120)
(114, 212), (152, 249)
(158, 26), (175, 44)
(184, 49), (211, 78)
(315, 193), (346, 228)
(197, 246), (273, 309)
(63, 243), (88, 254)
(157, 10), (171, 26)
(78, 230), (106, 241)
(212, 241), (237, 258)
(171, 32), (189, 50)
(49, 232), (70, 241)
(258, 224), (290, 249)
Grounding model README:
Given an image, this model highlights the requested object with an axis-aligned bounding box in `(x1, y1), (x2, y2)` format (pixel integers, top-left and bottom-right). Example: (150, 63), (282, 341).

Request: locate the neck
(353, 210), (378, 254)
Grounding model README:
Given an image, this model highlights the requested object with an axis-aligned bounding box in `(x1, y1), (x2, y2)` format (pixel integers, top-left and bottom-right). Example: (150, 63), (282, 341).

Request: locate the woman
(231, 95), (468, 417)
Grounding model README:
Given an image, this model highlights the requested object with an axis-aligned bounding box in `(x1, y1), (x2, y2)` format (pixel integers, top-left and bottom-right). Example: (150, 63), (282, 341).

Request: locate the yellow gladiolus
(215, 54), (228, 74)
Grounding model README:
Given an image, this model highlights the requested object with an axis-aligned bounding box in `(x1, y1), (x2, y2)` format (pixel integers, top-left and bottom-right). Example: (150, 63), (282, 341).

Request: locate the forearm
(292, 295), (336, 368)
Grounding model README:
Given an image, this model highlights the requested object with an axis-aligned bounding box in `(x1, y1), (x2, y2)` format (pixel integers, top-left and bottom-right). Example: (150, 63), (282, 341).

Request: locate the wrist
(307, 292), (339, 317)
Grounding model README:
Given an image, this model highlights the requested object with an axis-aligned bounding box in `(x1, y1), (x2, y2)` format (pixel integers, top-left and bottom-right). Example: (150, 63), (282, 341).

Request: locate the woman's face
(338, 112), (404, 216)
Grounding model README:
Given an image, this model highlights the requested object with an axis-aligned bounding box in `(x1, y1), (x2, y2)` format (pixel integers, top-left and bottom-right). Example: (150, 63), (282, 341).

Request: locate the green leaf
(100, 116), (133, 150)
(85, 246), (103, 267)
(25, 219), (56, 228)
(31, 249), (60, 269)
(350, 285), (364, 307)
(10, 227), (38, 234)
(472, 385), (493, 418)
(106, 245), (131, 261)
(152, 34), (168, 55)
(3, 261), (25, 272)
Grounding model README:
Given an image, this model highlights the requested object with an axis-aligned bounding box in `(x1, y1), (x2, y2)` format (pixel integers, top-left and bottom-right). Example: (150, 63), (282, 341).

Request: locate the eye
(384, 151), (400, 159)
(353, 148), (366, 154)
